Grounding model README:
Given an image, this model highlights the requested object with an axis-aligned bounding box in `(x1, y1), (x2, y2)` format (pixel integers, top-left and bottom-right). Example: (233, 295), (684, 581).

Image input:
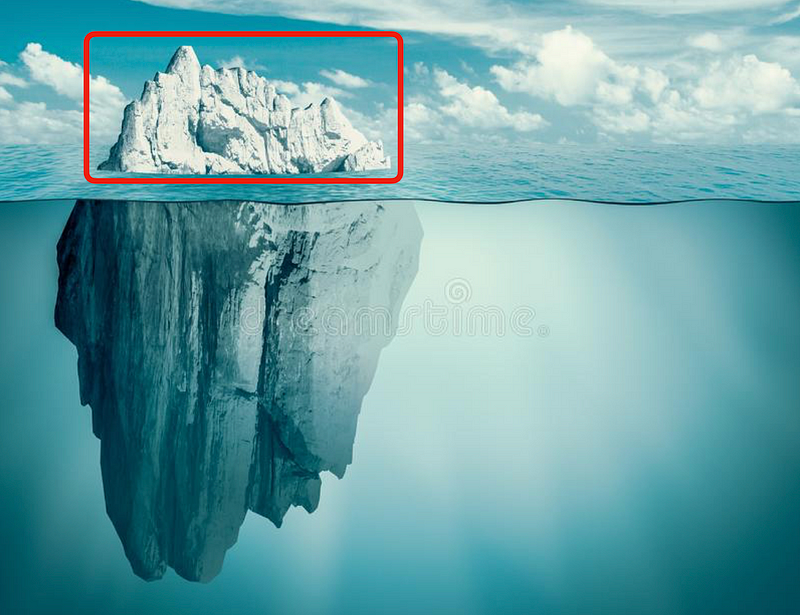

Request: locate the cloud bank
(0, 43), (127, 145)
(131, 0), (800, 144)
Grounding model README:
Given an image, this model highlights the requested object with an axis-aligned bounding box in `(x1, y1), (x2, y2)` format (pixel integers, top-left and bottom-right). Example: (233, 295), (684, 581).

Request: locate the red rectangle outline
(83, 31), (403, 184)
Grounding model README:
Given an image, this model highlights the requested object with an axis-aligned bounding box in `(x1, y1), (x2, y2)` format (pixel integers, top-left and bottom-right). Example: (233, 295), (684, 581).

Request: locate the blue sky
(2, 0), (800, 146)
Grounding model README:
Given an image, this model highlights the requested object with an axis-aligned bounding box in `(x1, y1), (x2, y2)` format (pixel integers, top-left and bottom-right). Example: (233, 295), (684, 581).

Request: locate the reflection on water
(54, 199), (422, 581)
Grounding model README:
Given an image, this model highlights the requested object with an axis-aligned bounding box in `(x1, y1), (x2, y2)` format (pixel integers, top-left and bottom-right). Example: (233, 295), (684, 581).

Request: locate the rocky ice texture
(98, 46), (391, 174)
(55, 199), (421, 582)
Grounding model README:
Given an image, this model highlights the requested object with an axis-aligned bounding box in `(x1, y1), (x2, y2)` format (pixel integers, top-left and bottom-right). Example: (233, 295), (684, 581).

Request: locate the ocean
(0, 147), (799, 614)
(1, 143), (799, 202)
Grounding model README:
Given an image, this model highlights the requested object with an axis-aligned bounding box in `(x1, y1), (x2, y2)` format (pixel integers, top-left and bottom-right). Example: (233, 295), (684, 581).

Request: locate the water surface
(1, 143), (799, 202)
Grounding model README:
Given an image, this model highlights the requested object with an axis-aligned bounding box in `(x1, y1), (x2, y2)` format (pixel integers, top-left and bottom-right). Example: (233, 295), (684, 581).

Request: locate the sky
(1, 0), (800, 146)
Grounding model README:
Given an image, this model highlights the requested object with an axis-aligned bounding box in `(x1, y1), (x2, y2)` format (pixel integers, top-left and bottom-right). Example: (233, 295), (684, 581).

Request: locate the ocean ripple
(0, 142), (798, 203)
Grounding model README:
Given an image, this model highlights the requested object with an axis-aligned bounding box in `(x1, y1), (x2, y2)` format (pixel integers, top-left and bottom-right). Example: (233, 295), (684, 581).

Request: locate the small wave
(1, 143), (799, 203)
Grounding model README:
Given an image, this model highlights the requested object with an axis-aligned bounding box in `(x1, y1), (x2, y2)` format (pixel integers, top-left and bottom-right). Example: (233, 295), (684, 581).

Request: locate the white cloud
(578, 0), (787, 15)
(761, 36), (800, 72)
(770, 2), (800, 23)
(402, 98), (457, 142)
(89, 74), (129, 139)
(491, 26), (664, 108)
(217, 55), (267, 71)
(591, 108), (650, 134)
(129, 1), (800, 93)
(20, 43), (128, 135)
(460, 60), (477, 76)
(132, 0), (791, 59)
(486, 26), (800, 143)
(693, 54), (800, 113)
(595, 81), (633, 105)
(433, 68), (546, 131)
(640, 67), (669, 103)
(401, 65), (547, 141)
(0, 72), (27, 88)
(0, 43), (128, 145)
(271, 79), (350, 108)
(412, 62), (429, 78)
(271, 79), (301, 97)
(491, 27), (611, 106)
(342, 103), (397, 142)
(219, 55), (247, 69)
(591, 87), (741, 142)
(591, 56), (800, 143)
(687, 32), (725, 52)
(300, 82), (348, 103)
(320, 68), (370, 88)
(20, 43), (83, 99)
(134, 0), (555, 55)
(404, 101), (438, 139)
(123, 0), (800, 144)
(0, 102), (82, 145)
(647, 93), (740, 142)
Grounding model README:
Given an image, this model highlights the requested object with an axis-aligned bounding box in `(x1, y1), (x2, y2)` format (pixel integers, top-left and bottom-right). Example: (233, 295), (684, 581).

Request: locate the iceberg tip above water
(98, 46), (391, 175)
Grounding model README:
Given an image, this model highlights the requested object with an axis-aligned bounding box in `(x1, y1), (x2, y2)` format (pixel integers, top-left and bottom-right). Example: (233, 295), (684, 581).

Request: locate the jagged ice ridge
(99, 46), (391, 174)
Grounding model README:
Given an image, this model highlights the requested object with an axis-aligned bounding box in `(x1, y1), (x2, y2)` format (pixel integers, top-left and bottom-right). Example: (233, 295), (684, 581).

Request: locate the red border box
(84, 31), (404, 184)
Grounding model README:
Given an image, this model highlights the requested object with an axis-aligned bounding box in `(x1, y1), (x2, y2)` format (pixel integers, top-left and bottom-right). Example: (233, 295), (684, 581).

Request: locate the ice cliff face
(98, 46), (391, 174)
(55, 199), (421, 582)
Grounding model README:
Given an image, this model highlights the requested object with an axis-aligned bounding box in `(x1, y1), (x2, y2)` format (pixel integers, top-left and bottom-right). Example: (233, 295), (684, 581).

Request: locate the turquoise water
(1, 198), (799, 614)
(1, 143), (799, 202)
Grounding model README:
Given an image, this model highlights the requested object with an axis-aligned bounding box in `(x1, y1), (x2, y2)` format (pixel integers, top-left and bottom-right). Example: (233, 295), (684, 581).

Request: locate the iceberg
(55, 199), (421, 581)
(98, 46), (392, 174)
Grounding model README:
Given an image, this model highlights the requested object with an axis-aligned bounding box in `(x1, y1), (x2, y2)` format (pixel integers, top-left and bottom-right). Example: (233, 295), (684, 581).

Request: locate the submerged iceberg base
(55, 199), (421, 581)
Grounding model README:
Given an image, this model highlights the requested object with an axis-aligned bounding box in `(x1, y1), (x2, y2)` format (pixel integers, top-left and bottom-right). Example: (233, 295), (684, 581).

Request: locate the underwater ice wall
(54, 199), (422, 582)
